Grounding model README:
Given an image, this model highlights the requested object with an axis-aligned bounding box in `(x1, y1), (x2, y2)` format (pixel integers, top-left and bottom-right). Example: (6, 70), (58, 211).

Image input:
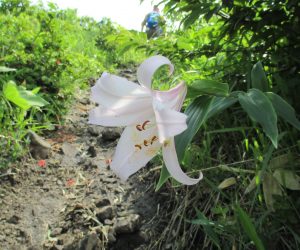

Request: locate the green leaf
(206, 96), (237, 119)
(189, 209), (221, 249)
(263, 173), (283, 210)
(238, 89), (278, 148)
(187, 79), (229, 98)
(266, 92), (300, 130)
(176, 96), (213, 161)
(273, 169), (300, 190)
(3, 81), (49, 110)
(235, 205), (265, 250)
(176, 96), (237, 161)
(0, 66), (16, 72)
(251, 61), (269, 91)
(218, 177), (236, 189)
(155, 165), (171, 191)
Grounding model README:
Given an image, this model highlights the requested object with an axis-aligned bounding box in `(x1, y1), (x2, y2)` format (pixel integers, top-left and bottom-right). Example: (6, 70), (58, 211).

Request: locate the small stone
(101, 128), (121, 141)
(114, 214), (141, 234)
(95, 198), (110, 208)
(51, 227), (63, 237)
(56, 180), (63, 185)
(87, 146), (97, 158)
(28, 130), (51, 159)
(104, 219), (113, 225)
(7, 215), (20, 224)
(95, 206), (113, 221)
(87, 126), (103, 136)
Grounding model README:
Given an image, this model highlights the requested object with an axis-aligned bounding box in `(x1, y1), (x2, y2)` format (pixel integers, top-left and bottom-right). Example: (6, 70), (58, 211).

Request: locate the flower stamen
(142, 120), (150, 130)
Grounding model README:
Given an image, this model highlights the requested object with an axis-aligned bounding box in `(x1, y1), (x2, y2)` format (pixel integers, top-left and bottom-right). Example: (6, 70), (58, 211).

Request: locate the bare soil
(0, 71), (165, 250)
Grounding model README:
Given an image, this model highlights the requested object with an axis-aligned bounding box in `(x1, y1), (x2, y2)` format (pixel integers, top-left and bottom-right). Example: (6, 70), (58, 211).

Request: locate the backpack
(146, 12), (160, 28)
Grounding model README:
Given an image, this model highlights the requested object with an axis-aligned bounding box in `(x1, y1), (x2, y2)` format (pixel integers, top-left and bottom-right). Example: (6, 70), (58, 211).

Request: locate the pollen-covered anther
(144, 140), (149, 146)
(150, 136), (158, 144)
(134, 144), (142, 150)
(136, 124), (143, 131)
(142, 120), (150, 130)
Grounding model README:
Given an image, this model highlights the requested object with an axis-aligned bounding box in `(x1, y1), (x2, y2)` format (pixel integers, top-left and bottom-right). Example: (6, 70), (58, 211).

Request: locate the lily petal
(110, 121), (161, 181)
(153, 101), (187, 143)
(91, 73), (152, 114)
(162, 138), (203, 185)
(153, 81), (187, 110)
(137, 55), (174, 89)
(89, 106), (153, 127)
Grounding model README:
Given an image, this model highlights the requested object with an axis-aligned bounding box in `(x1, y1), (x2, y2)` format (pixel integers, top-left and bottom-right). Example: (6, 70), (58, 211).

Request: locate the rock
(64, 233), (102, 250)
(61, 142), (77, 157)
(51, 227), (63, 237)
(79, 98), (90, 105)
(7, 215), (20, 224)
(87, 126), (103, 136)
(95, 198), (111, 208)
(114, 214), (141, 234)
(87, 146), (97, 158)
(95, 206), (113, 221)
(28, 130), (51, 159)
(101, 128), (121, 141)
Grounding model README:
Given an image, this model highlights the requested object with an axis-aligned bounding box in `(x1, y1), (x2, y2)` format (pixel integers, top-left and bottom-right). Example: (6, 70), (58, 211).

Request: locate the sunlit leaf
(218, 177), (236, 189)
(187, 79), (229, 98)
(235, 205), (265, 250)
(273, 169), (300, 190)
(0, 66), (16, 72)
(266, 92), (300, 130)
(238, 89), (278, 148)
(3, 81), (49, 110)
(251, 61), (269, 92)
(244, 171), (262, 194)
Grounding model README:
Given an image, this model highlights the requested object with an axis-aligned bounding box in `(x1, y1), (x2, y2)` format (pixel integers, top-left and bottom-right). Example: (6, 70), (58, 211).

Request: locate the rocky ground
(0, 70), (167, 250)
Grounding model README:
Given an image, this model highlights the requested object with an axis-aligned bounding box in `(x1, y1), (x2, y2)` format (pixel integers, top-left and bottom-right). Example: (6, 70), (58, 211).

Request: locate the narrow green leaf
(155, 165), (170, 191)
(251, 61), (269, 91)
(266, 92), (300, 130)
(235, 205), (265, 250)
(0, 66), (16, 72)
(176, 96), (237, 161)
(187, 79), (229, 98)
(238, 89), (278, 148)
(189, 209), (221, 249)
(176, 96), (213, 161)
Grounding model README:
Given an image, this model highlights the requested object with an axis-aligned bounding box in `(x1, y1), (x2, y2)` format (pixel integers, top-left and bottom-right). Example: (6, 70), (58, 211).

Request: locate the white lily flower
(89, 55), (202, 185)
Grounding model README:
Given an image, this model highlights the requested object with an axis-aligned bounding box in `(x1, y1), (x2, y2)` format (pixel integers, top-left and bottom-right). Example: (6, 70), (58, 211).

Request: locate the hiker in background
(141, 5), (165, 39)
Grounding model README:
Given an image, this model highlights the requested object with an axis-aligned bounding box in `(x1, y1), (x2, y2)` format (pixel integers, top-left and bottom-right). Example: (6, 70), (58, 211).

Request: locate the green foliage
(3, 80), (49, 110)
(235, 205), (265, 250)
(0, 0), (130, 167)
(136, 0), (300, 249)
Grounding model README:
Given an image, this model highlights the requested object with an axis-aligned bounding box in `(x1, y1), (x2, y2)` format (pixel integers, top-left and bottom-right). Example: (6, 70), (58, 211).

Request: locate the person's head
(153, 5), (159, 12)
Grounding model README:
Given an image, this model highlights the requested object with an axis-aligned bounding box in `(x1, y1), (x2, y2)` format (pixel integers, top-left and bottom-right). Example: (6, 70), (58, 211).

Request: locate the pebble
(95, 206), (113, 221)
(114, 214), (141, 234)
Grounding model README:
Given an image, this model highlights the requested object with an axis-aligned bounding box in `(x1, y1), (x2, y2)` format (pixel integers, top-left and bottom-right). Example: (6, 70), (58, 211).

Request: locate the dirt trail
(0, 70), (163, 250)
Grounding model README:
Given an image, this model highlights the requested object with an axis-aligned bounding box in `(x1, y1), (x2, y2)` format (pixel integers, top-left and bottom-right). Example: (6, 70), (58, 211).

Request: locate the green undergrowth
(0, 0), (147, 169)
